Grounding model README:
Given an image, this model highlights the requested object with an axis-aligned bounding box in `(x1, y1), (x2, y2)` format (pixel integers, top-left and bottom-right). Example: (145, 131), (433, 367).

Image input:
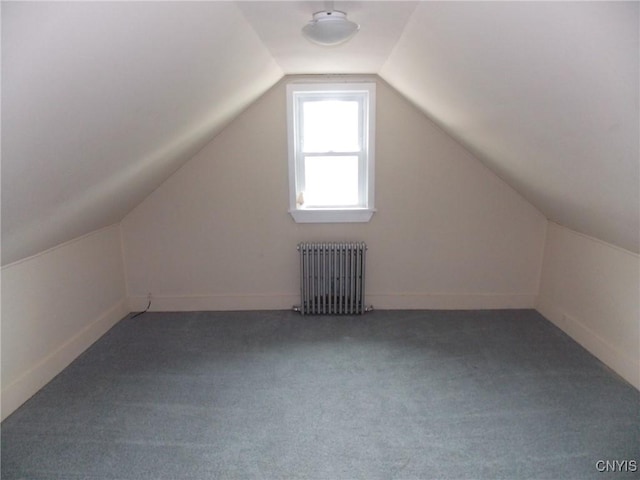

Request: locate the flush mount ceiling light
(302, 6), (359, 46)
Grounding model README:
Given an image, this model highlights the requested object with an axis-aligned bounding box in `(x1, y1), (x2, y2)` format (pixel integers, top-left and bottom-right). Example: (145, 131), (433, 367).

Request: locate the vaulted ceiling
(2, 1), (638, 265)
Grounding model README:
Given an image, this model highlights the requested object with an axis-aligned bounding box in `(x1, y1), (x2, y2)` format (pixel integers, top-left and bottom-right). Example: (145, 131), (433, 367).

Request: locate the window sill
(289, 208), (375, 223)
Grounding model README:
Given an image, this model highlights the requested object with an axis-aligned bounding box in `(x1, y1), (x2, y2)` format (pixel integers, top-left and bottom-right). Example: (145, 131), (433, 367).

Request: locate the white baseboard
(536, 300), (640, 390)
(128, 292), (536, 312)
(369, 293), (536, 310)
(1, 299), (129, 421)
(128, 294), (300, 312)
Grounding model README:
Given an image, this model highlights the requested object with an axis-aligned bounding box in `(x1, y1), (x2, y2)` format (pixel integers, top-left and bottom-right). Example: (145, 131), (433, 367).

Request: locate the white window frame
(287, 82), (376, 223)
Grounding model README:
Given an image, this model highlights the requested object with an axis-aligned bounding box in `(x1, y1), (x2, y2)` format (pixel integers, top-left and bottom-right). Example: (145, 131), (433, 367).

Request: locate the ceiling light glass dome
(302, 10), (360, 46)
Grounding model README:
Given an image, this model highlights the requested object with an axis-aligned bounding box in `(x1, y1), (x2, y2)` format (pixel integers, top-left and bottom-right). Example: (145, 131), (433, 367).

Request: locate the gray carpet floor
(1, 309), (638, 479)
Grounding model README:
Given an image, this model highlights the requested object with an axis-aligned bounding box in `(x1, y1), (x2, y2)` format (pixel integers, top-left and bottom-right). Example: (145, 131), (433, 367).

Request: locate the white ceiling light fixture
(302, 2), (359, 46)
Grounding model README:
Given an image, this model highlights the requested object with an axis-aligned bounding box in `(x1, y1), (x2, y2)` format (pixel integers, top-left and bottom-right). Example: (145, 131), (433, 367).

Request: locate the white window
(287, 82), (375, 223)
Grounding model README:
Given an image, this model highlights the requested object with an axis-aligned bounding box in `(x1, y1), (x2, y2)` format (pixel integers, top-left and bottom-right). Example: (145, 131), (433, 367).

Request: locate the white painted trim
(289, 208), (375, 223)
(286, 81), (376, 223)
(369, 293), (537, 310)
(1, 299), (129, 421)
(128, 294), (301, 312)
(128, 292), (536, 313)
(536, 299), (640, 390)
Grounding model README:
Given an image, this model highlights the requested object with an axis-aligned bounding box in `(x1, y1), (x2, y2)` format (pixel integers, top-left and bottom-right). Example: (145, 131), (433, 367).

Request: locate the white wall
(1, 224), (128, 420)
(537, 222), (640, 389)
(122, 76), (547, 311)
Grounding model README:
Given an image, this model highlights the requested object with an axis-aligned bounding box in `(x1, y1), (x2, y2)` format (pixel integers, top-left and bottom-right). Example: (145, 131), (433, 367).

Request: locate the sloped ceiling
(2, 1), (638, 266)
(380, 1), (639, 253)
(1, 1), (282, 265)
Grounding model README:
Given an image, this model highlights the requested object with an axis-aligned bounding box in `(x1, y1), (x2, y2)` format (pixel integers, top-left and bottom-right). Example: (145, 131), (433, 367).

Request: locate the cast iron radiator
(296, 242), (369, 315)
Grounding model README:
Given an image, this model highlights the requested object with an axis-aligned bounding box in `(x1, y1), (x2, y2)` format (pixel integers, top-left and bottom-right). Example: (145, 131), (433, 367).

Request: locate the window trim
(287, 82), (376, 223)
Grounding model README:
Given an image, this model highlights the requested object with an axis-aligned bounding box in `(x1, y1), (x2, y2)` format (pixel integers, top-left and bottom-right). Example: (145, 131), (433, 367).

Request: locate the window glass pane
(303, 101), (359, 153)
(304, 156), (359, 207)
